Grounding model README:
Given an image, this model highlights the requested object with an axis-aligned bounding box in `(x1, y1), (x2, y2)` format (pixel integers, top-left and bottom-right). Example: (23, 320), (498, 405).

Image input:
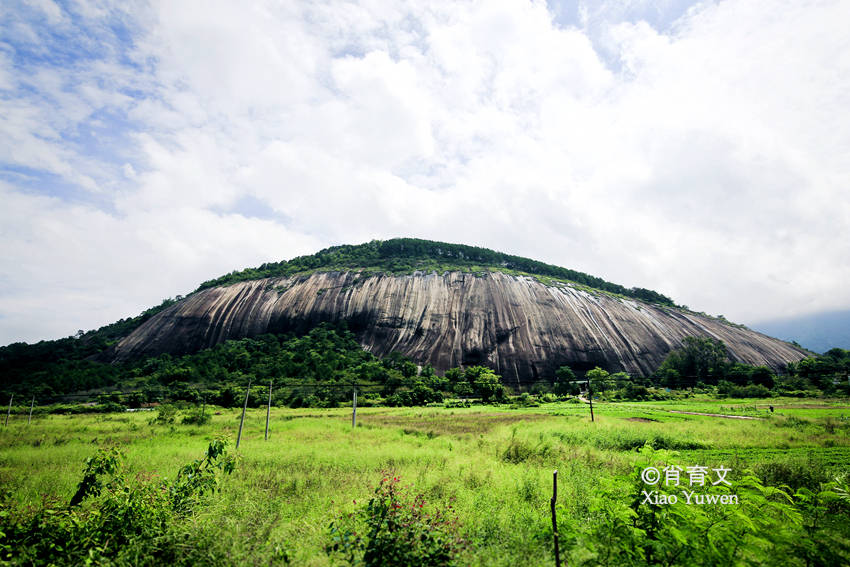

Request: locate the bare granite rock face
(110, 271), (808, 386)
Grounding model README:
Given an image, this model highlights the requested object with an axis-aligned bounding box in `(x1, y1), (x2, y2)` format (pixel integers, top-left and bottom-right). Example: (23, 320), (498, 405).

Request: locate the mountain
(107, 238), (807, 386)
(750, 310), (850, 354)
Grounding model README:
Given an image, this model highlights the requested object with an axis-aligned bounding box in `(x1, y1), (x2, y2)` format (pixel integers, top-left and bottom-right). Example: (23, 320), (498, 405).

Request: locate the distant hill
(109, 238), (808, 384)
(1, 238), (811, 399)
(750, 310), (850, 354)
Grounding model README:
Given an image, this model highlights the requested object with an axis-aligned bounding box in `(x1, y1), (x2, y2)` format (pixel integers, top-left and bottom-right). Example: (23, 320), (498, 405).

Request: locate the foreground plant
(557, 444), (850, 566)
(0, 439), (237, 566)
(326, 475), (467, 566)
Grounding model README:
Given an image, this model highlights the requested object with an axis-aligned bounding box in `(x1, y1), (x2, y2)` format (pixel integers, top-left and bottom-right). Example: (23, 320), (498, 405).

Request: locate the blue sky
(1, 0), (849, 345)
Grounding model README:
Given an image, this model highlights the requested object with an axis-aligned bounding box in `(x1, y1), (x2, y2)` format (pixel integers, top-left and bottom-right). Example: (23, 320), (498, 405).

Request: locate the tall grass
(1, 398), (848, 565)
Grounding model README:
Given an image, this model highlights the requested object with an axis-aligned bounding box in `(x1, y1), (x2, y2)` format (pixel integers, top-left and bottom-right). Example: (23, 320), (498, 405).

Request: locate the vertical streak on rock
(110, 271), (810, 384)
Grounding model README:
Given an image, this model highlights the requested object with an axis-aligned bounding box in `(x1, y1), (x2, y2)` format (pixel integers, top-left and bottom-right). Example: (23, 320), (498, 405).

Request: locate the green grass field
(2, 397), (849, 566)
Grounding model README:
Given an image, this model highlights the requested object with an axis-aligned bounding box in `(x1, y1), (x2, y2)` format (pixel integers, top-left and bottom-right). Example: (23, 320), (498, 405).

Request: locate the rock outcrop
(110, 271), (808, 386)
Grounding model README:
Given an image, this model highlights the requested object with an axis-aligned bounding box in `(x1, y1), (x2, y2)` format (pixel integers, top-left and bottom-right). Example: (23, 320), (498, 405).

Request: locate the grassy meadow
(2, 397), (849, 566)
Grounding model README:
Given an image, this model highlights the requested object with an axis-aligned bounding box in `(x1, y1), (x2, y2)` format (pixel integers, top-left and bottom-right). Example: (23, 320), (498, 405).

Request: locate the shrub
(326, 475), (466, 566)
(558, 444), (850, 566)
(512, 392), (540, 407)
(717, 381), (772, 398)
(501, 429), (554, 463)
(150, 404), (177, 425)
(40, 402), (128, 414)
(502, 436), (537, 464)
(181, 408), (211, 425)
(0, 440), (237, 565)
(753, 456), (832, 492)
(621, 383), (651, 400)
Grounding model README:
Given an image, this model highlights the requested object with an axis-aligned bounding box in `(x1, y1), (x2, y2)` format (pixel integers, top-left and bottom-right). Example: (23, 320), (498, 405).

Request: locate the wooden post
(587, 380), (594, 422)
(352, 388), (357, 428)
(201, 395), (206, 418)
(4, 394), (12, 427)
(551, 470), (561, 567)
(236, 379), (251, 450)
(28, 396), (34, 425)
(265, 380), (272, 441)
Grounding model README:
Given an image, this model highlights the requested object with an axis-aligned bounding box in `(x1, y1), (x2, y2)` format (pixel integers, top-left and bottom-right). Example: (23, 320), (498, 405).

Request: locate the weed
(559, 444), (850, 566)
(181, 408), (211, 426)
(0, 439), (237, 566)
(326, 475), (466, 566)
(149, 404), (177, 425)
(753, 455), (832, 491)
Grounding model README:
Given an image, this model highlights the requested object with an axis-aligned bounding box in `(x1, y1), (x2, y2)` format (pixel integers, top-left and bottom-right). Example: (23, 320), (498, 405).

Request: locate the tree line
(0, 323), (509, 408)
(577, 337), (850, 401)
(3, 319), (847, 409)
(195, 238), (677, 306)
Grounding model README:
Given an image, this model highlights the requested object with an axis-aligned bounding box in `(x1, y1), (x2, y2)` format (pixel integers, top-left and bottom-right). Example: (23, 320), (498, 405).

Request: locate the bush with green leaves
(717, 381), (773, 398)
(149, 403), (177, 425)
(180, 407), (211, 425)
(556, 444), (850, 566)
(0, 439), (237, 566)
(326, 475), (466, 566)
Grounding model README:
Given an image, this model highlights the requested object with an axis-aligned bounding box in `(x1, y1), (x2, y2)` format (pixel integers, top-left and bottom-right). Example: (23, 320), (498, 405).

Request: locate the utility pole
(551, 470), (561, 567)
(28, 396), (34, 425)
(587, 379), (594, 422)
(265, 380), (272, 441)
(352, 388), (357, 428)
(4, 394), (12, 427)
(236, 379), (251, 449)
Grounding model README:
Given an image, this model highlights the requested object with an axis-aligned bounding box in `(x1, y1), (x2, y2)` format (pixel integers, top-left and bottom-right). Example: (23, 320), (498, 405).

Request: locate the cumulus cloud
(1, 0), (849, 344)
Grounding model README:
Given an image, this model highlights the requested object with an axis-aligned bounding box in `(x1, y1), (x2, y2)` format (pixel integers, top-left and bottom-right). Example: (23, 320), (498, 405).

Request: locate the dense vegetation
(2, 322), (848, 412)
(648, 337), (850, 398)
(0, 324), (509, 408)
(195, 238), (677, 306)
(0, 440), (256, 566)
(561, 443), (850, 566)
(568, 339), (850, 403)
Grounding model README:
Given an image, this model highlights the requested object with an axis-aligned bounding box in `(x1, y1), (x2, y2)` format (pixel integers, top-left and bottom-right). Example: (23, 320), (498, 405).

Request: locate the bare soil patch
(365, 412), (550, 436)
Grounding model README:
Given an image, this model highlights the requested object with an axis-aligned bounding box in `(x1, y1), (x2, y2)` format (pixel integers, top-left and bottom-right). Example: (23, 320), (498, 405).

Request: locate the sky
(1, 0), (849, 346)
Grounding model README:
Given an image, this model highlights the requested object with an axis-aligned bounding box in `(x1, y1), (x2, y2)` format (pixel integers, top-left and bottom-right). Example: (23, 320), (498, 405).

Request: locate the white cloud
(1, 0), (850, 344)
(0, 181), (321, 343)
(23, 0), (66, 26)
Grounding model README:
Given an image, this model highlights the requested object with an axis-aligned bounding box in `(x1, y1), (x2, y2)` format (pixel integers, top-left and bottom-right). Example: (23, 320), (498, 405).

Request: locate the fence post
(551, 470), (561, 567)
(4, 394), (12, 427)
(28, 396), (34, 425)
(352, 388), (357, 428)
(236, 379), (251, 450)
(265, 380), (273, 441)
